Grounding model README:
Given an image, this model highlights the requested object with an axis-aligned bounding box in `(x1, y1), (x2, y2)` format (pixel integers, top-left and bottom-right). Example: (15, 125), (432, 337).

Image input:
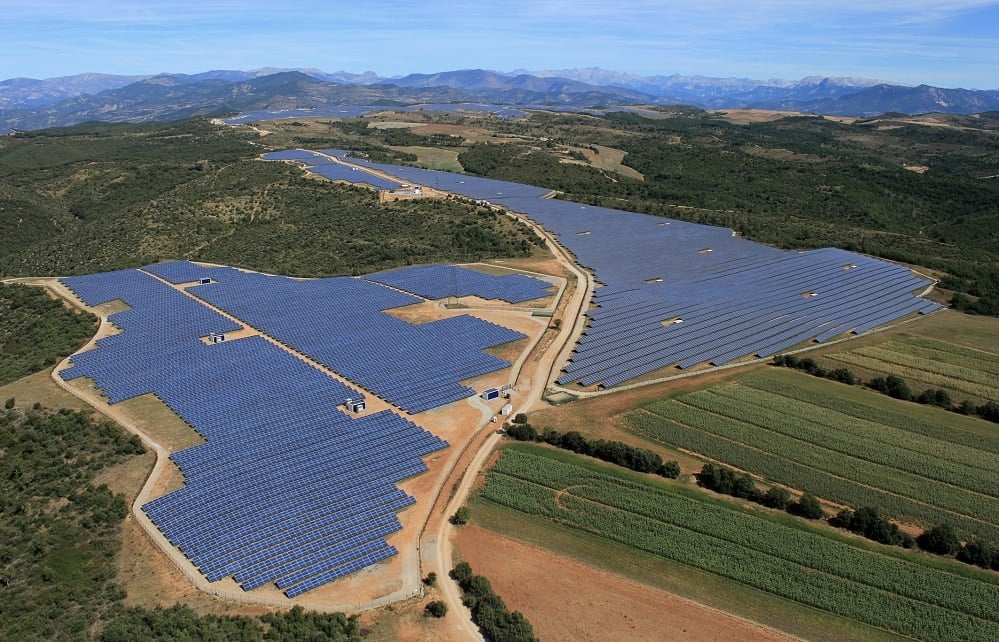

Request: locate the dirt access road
(417, 195), (594, 640)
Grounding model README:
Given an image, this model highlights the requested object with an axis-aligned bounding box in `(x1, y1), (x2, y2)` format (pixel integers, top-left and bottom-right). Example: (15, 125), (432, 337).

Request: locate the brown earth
(455, 525), (800, 642)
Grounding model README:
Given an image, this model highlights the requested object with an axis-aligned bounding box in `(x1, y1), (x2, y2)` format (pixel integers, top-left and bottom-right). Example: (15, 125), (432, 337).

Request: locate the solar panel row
(58, 268), (449, 597)
(275, 153), (940, 388)
(178, 264), (526, 413)
(366, 263), (551, 304)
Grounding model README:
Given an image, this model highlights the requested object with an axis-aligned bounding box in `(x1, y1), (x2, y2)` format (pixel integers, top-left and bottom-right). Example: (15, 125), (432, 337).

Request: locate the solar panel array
(366, 264), (552, 303)
(58, 268), (448, 597)
(262, 150), (403, 190)
(148, 261), (526, 413)
(280, 152), (941, 387)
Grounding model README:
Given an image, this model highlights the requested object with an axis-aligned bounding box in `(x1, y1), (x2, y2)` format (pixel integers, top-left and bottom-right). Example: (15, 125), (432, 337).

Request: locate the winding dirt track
(422, 205), (593, 639)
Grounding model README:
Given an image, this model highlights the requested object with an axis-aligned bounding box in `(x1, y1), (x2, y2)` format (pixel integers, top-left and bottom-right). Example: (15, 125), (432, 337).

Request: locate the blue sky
(2, 1), (997, 88)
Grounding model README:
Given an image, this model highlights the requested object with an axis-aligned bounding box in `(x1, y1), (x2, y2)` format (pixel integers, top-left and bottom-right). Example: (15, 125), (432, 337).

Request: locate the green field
(823, 336), (998, 404)
(480, 444), (999, 641)
(627, 370), (999, 541)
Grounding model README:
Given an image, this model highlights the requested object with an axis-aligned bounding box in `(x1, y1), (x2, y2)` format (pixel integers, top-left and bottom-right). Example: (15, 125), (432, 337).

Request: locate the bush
(450, 562), (473, 584)
(916, 388), (952, 409)
(425, 600), (448, 618)
(978, 401), (999, 423)
(885, 375), (912, 400)
(511, 413), (528, 425)
(791, 493), (825, 520)
(450, 506), (471, 526)
(451, 562), (539, 642)
(956, 541), (994, 569)
(658, 460), (681, 479)
(762, 487), (791, 510)
(732, 473), (762, 501)
(504, 423), (537, 441)
(422, 572), (437, 587)
(3, 398), (13, 410)
(917, 523), (961, 555)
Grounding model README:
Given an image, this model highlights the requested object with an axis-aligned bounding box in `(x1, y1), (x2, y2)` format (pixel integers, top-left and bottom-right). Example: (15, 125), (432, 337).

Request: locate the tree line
(506, 417), (681, 479)
(698, 461), (998, 572)
(772, 354), (999, 422)
(450, 562), (539, 642)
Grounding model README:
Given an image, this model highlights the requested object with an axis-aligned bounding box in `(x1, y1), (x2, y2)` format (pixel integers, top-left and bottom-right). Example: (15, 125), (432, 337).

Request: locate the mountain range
(2, 67), (997, 132)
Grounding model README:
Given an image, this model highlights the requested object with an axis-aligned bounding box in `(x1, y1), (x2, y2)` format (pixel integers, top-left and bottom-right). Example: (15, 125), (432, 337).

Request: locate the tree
(425, 600), (448, 618)
(505, 423), (537, 441)
(658, 460), (681, 479)
(511, 413), (528, 425)
(957, 541), (994, 569)
(762, 487), (791, 510)
(3, 398), (13, 409)
(559, 431), (588, 454)
(884, 375), (912, 400)
(450, 506), (471, 526)
(732, 473), (761, 501)
(422, 572), (437, 587)
(918, 523), (961, 555)
(792, 493), (824, 519)
(450, 562), (473, 584)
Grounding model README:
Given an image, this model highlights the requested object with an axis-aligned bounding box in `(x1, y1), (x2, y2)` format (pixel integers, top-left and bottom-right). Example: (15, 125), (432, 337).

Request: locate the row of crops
(629, 374), (999, 541)
(824, 336), (998, 403)
(481, 446), (999, 641)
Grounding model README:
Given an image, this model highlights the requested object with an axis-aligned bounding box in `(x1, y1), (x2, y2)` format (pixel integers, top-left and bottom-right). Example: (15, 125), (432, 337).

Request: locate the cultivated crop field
(822, 336), (998, 404)
(628, 370), (999, 541)
(480, 444), (999, 641)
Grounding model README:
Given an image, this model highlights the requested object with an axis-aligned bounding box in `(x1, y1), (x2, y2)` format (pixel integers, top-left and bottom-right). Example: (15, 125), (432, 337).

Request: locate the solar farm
(272, 149), (941, 389)
(45, 146), (942, 608)
(57, 261), (549, 598)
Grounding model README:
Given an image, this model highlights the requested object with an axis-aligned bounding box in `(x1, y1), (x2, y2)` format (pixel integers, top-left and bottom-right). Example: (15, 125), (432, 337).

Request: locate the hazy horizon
(1, 1), (997, 90)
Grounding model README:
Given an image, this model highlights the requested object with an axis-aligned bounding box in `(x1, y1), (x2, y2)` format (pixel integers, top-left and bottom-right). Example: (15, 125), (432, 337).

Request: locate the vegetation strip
(742, 374), (999, 452)
(481, 446), (999, 641)
(630, 409), (996, 542)
(681, 387), (999, 496)
(644, 397), (999, 525)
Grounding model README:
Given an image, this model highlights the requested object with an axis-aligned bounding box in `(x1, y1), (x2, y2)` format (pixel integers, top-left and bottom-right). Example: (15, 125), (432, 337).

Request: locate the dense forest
(0, 119), (541, 278)
(0, 405), (366, 641)
(0, 282), (97, 385)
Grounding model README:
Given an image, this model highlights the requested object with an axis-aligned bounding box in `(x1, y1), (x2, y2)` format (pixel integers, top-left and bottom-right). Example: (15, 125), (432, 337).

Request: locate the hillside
(0, 119), (541, 278)
(2, 69), (998, 133)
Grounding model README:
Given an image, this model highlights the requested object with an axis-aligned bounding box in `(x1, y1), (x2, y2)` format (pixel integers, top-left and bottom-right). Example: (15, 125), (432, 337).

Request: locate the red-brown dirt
(455, 525), (801, 642)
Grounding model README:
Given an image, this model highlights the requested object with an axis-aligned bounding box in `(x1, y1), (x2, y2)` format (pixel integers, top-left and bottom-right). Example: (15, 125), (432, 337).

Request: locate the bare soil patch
(0, 368), (89, 411)
(455, 525), (799, 642)
(585, 144), (644, 180)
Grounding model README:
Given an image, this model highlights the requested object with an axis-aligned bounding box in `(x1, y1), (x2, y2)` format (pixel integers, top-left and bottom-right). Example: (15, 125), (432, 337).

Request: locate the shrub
(422, 572), (437, 587)
(511, 413), (528, 425)
(791, 493), (825, 520)
(505, 423), (537, 442)
(917, 523), (961, 555)
(658, 460), (681, 479)
(450, 506), (471, 526)
(762, 487), (791, 510)
(4, 398), (13, 410)
(425, 600), (448, 618)
(956, 541), (994, 569)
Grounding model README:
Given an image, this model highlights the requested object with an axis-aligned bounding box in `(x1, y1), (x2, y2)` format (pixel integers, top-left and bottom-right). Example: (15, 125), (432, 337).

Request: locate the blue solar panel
(266, 154), (939, 387)
(366, 264), (552, 303)
(183, 266), (526, 414)
(58, 265), (453, 598)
